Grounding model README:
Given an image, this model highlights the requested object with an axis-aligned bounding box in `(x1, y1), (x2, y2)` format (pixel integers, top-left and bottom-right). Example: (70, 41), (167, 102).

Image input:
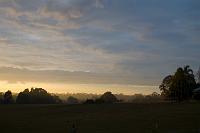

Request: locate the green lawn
(0, 103), (200, 133)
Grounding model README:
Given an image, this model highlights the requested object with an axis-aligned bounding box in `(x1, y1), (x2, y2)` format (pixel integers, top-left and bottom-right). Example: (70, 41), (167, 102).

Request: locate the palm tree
(160, 65), (196, 101)
(184, 65), (193, 75)
(183, 65), (196, 92)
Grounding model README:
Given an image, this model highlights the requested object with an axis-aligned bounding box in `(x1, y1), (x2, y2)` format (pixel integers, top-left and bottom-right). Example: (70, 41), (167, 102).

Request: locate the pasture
(0, 103), (200, 133)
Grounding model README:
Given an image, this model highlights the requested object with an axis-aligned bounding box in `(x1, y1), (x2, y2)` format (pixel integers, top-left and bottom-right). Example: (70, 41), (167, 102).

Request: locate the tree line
(0, 88), (62, 104)
(0, 88), (119, 104)
(0, 65), (200, 104)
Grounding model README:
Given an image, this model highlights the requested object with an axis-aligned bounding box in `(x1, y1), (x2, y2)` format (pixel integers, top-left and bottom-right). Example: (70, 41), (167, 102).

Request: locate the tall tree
(160, 65), (196, 101)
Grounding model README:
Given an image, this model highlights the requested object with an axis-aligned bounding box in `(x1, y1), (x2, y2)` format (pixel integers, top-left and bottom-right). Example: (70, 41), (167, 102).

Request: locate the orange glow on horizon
(0, 81), (159, 95)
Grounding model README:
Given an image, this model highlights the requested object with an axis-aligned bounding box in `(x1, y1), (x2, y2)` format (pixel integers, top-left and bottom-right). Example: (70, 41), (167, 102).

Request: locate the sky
(0, 0), (199, 94)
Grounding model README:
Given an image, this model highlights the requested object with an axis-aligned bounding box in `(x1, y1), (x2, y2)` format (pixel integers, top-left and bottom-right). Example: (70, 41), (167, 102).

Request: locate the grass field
(0, 103), (200, 133)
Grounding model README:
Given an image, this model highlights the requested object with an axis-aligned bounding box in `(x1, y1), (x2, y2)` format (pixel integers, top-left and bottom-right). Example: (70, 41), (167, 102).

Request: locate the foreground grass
(0, 103), (200, 133)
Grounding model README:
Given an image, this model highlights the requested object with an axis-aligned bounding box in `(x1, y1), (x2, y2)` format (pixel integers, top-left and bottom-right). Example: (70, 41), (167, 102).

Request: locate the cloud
(0, 67), (153, 85)
(0, 0), (199, 86)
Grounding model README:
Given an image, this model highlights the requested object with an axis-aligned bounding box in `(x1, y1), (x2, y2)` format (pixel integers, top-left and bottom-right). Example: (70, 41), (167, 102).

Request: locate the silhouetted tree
(160, 65), (196, 101)
(95, 98), (105, 104)
(99, 92), (118, 103)
(16, 88), (62, 104)
(0, 92), (4, 104)
(16, 89), (30, 104)
(151, 92), (160, 97)
(4, 90), (14, 104)
(66, 96), (79, 104)
(84, 99), (95, 104)
(159, 75), (173, 98)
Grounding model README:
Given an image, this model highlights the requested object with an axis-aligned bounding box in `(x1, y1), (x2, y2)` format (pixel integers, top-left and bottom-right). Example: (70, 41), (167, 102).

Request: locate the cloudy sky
(0, 0), (199, 94)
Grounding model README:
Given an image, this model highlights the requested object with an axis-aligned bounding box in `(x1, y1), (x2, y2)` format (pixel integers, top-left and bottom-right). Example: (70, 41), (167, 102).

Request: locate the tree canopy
(66, 96), (79, 104)
(160, 65), (197, 101)
(16, 88), (62, 104)
(4, 90), (14, 104)
(99, 92), (118, 103)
